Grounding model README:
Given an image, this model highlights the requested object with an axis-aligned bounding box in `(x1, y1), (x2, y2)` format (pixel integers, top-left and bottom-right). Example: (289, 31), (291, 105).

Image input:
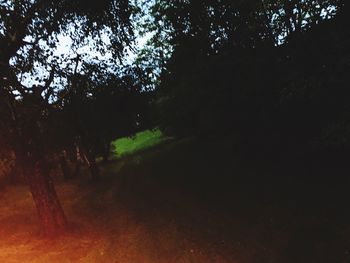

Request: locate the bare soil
(1, 139), (350, 262)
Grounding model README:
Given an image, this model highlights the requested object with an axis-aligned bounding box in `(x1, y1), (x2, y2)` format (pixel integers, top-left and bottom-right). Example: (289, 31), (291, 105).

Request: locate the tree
(138, 0), (343, 139)
(60, 64), (150, 180)
(0, 0), (134, 236)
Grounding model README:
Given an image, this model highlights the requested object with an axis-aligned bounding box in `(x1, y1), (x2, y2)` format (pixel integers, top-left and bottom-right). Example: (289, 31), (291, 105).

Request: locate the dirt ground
(1, 139), (350, 262)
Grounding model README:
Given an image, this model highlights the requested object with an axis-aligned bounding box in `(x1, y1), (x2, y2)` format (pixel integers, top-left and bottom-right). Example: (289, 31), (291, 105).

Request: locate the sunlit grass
(112, 129), (168, 158)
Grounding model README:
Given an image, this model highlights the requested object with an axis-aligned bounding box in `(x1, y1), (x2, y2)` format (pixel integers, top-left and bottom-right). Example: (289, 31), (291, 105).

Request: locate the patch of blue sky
(15, 26), (150, 101)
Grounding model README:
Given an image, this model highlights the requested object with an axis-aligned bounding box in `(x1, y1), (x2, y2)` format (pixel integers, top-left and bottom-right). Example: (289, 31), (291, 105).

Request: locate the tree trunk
(27, 159), (68, 237)
(59, 151), (71, 180)
(102, 142), (111, 163)
(73, 161), (81, 177)
(90, 158), (100, 180)
(73, 145), (83, 177)
(89, 156), (99, 181)
(83, 151), (99, 181)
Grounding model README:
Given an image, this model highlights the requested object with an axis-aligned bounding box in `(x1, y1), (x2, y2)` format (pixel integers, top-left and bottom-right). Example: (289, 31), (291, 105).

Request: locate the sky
(19, 28), (153, 90)
(4, 0), (156, 91)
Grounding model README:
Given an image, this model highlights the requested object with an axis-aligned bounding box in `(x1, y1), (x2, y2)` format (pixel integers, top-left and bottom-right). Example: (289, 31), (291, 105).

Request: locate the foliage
(140, 0), (350, 151)
(0, 0), (136, 159)
(112, 129), (166, 157)
(136, 0), (340, 71)
(58, 64), (151, 162)
(0, 0), (139, 235)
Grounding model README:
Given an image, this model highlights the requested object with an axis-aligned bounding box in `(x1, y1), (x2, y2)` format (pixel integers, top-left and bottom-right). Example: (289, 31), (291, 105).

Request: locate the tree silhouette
(141, 0), (348, 151)
(0, 0), (133, 236)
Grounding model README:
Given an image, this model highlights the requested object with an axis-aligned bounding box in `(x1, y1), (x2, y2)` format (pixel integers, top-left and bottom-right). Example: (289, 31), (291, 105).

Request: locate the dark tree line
(143, 0), (350, 154)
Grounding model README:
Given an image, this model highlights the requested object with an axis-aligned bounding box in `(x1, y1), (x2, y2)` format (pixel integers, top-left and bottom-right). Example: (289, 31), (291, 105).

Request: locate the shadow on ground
(1, 138), (350, 262)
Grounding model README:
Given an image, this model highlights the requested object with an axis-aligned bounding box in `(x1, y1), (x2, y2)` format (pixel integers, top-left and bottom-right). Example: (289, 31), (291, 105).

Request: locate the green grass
(112, 129), (168, 158)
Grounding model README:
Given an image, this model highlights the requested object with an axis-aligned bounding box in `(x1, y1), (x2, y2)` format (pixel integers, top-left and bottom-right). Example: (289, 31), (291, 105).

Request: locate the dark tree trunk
(102, 142), (111, 163)
(59, 151), (71, 180)
(72, 145), (83, 177)
(83, 151), (99, 181)
(88, 155), (99, 181)
(26, 158), (68, 237)
(73, 161), (81, 177)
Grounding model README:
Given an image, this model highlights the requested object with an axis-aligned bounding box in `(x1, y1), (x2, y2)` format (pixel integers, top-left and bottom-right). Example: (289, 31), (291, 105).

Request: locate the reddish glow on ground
(0, 184), (237, 263)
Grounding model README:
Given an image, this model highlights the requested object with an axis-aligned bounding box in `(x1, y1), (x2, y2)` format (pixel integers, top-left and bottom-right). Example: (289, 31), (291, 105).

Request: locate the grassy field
(1, 135), (350, 262)
(111, 129), (168, 158)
